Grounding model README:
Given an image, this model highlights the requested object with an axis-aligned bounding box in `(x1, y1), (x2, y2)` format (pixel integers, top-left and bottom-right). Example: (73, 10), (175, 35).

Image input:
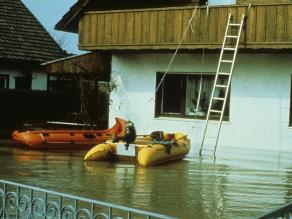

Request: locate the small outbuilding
(43, 52), (112, 128)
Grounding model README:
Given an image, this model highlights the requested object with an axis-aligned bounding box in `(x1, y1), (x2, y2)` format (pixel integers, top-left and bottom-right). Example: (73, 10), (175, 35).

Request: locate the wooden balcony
(78, 3), (292, 51)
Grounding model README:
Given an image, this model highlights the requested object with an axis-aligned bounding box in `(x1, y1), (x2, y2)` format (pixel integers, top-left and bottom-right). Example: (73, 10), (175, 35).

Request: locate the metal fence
(0, 180), (174, 219)
(256, 202), (292, 219)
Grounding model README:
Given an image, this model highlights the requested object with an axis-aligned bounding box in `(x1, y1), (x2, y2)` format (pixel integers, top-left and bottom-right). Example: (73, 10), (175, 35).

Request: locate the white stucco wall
(31, 71), (47, 90)
(0, 67), (47, 90)
(109, 53), (292, 153)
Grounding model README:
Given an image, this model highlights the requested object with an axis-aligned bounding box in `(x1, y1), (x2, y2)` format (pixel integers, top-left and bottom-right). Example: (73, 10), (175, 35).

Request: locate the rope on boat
(152, 134), (189, 154)
(133, 133), (189, 154)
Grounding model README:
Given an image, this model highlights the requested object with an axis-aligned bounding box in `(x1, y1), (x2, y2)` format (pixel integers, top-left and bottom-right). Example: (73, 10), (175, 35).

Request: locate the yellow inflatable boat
(84, 132), (191, 166)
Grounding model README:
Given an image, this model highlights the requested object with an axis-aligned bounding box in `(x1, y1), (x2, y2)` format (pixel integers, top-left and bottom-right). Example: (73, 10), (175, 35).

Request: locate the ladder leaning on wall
(199, 13), (245, 159)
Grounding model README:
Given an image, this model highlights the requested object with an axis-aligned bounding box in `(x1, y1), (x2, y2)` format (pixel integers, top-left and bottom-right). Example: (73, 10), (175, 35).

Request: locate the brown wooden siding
(45, 52), (111, 80)
(237, 0), (292, 4)
(78, 4), (292, 50)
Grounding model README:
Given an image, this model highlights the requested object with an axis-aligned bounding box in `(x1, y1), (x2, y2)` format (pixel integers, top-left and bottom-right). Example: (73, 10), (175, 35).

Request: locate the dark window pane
(15, 77), (32, 90)
(49, 79), (74, 92)
(162, 74), (185, 114)
(289, 76), (292, 126)
(0, 78), (5, 88)
(0, 75), (9, 89)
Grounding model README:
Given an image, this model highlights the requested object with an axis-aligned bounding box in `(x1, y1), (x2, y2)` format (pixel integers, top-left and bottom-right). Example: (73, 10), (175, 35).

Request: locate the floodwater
(1, 141), (292, 219)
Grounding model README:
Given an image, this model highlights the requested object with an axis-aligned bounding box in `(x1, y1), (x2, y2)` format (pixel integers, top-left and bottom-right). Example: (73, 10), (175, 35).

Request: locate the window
(199, 0), (207, 5)
(47, 75), (75, 93)
(208, 0), (236, 6)
(289, 75), (292, 126)
(15, 77), (32, 90)
(155, 72), (230, 120)
(0, 74), (9, 88)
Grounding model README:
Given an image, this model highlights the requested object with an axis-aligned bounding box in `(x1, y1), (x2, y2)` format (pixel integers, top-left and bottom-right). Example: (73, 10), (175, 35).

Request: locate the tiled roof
(0, 0), (67, 63)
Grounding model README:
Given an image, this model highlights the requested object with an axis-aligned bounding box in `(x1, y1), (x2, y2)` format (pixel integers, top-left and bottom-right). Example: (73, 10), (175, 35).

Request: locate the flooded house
(56, 0), (292, 154)
(0, 0), (70, 133)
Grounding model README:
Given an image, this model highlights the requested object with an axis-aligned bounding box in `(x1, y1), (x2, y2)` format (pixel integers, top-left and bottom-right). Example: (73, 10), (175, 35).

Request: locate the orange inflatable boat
(12, 118), (126, 150)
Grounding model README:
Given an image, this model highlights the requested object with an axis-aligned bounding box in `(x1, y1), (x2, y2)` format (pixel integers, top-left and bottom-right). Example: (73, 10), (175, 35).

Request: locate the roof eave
(55, 0), (91, 33)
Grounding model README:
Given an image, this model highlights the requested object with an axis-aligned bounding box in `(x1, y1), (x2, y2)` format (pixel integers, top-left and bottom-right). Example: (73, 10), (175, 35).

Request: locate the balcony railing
(78, 3), (292, 50)
(256, 202), (292, 219)
(0, 180), (174, 219)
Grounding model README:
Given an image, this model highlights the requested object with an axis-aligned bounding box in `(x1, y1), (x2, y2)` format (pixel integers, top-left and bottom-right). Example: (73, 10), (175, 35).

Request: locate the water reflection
(284, 167), (292, 204)
(84, 159), (231, 219)
(1, 143), (292, 218)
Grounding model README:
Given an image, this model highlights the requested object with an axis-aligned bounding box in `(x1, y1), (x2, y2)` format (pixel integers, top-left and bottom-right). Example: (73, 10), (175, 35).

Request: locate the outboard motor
(113, 120), (137, 149)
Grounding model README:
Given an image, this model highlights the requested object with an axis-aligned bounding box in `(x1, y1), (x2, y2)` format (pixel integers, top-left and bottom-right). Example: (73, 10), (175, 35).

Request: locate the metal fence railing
(256, 202), (292, 219)
(0, 180), (175, 219)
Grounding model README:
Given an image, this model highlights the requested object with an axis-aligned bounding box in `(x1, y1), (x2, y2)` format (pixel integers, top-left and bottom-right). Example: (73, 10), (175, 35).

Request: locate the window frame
(47, 74), (76, 93)
(155, 72), (230, 121)
(289, 75), (292, 127)
(0, 74), (9, 89)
